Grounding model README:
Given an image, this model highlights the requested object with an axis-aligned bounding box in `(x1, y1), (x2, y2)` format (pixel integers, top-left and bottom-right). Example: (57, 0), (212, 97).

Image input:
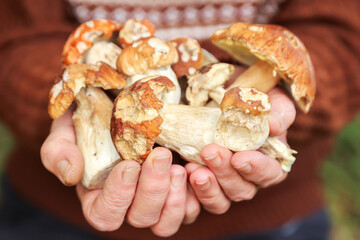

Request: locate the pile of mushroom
(48, 19), (316, 189)
(111, 76), (272, 165)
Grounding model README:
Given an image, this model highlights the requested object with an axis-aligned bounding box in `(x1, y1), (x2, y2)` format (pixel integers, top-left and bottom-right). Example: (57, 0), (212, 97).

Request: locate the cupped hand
(186, 88), (296, 214)
(40, 110), (200, 237)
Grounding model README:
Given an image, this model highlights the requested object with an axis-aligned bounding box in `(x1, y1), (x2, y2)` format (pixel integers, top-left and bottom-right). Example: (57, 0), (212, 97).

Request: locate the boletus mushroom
(62, 19), (122, 68)
(111, 75), (272, 165)
(186, 62), (297, 171)
(48, 62), (126, 189)
(209, 22), (316, 113)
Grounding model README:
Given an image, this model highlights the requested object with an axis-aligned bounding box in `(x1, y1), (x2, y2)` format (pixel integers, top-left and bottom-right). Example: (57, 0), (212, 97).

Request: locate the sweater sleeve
(271, 0), (360, 143)
(0, 0), (77, 150)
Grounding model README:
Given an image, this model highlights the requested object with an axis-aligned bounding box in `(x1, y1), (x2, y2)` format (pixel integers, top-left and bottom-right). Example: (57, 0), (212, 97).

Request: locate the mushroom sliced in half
(48, 62), (126, 189)
(111, 76), (271, 165)
(62, 19), (122, 67)
(210, 22), (316, 113)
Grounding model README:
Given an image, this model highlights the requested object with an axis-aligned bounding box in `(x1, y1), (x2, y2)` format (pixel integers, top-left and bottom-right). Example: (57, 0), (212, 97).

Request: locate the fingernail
(195, 178), (210, 190)
(57, 160), (70, 184)
(153, 155), (171, 174)
(203, 152), (221, 167)
(269, 112), (284, 133)
(122, 166), (141, 184)
(235, 162), (252, 173)
(171, 170), (185, 188)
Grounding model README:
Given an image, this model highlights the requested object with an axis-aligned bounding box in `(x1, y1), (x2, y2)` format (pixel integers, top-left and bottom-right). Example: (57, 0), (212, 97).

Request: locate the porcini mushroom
(116, 37), (179, 76)
(186, 63), (235, 106)
(169, 37), (204, 78)
(205, 22), (316, 113)
(111, 76), (271, 165)
(48, 62), (127, 189)
(73, 86), (121, 189)
(118, 19), (155, 48)
(62, 19), (122, 67)
(84, 41), (122, 69)
(186, 63), (298, 171)
(117, 37), (181, 104)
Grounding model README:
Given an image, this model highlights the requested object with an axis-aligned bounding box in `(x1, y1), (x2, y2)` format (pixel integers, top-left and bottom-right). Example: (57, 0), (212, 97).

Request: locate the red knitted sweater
(0, 0), (360, 239)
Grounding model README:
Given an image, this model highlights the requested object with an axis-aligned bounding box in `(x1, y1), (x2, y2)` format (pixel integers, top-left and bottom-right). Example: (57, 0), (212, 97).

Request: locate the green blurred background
(0, 115), (360, 239)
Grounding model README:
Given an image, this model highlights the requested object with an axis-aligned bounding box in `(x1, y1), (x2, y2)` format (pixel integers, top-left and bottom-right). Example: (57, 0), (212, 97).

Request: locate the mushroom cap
(84, 41), (122, 69)
(118, 19), (155, 48)
(48, 62), (126, 119)
(86, 62), (127, 90)
(215, 87), (271, 151)
(169, 37), (203, 78)
(220, 87), (271, 116)
(111, 76), (175, 163)
(62, 19), (122, 67)
(211, 22), (316, 113)
(126, 65), (181, 104)
(186, 63), (235, 106)
(116, 37), (179, 76)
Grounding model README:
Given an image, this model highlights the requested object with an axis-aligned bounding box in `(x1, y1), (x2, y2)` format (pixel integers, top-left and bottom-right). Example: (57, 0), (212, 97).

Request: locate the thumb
(40, 109), (84, 186)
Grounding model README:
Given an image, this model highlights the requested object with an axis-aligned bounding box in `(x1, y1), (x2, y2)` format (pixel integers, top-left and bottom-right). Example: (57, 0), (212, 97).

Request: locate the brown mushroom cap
(211, 22), (316, 113)
(169, 37), (203, 78)
(48, 62), (126, 119)
(215, 87), (271, 151)
(111, 76), (175, 163)
(62, 19), (122, 67)
(117, 37), (179, 76)
(118, 19), (155, 48)
(220, 87), (271, 116)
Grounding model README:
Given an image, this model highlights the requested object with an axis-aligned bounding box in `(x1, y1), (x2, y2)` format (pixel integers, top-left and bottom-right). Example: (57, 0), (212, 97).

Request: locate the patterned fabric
(67, 0), (284, 40)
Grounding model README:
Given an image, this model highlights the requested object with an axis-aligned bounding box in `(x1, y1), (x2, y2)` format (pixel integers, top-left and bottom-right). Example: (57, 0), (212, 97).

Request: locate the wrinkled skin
(186, 88), (296, 213)
(40, 88), (295, 237)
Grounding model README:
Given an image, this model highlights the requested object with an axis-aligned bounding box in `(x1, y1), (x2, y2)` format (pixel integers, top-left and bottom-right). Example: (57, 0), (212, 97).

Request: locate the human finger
(126, 147), (172, 228)
(188, 167), (231, 214)
(200, 144), (257, 202)
(76, 160), (141, 231)
(40, 109), (84, 186)
(268, 88), (296, 136)
(183, 184), (201, 225)
(151, 165), (187, 237)
(231, 150), (287, 188)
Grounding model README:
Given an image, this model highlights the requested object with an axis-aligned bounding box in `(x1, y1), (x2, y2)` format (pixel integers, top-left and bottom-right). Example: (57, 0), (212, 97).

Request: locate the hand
(186, 88), (296, 214)
(40, 110), (200, 237)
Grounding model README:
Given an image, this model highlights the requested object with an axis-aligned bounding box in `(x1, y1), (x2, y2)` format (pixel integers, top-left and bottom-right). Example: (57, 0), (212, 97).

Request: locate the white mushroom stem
(156, 104), (269, 164)
(208, 59), (281, 105)
(203, 60), (295, 171)
(73, 86), (121, 189)
(259, 136), (298, 172)
(228, 58), (281, 92)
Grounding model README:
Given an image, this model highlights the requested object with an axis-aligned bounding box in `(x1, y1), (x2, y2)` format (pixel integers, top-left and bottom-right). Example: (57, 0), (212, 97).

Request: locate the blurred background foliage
(322, 114), (360, 240)
(0, 115), (360, 239)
